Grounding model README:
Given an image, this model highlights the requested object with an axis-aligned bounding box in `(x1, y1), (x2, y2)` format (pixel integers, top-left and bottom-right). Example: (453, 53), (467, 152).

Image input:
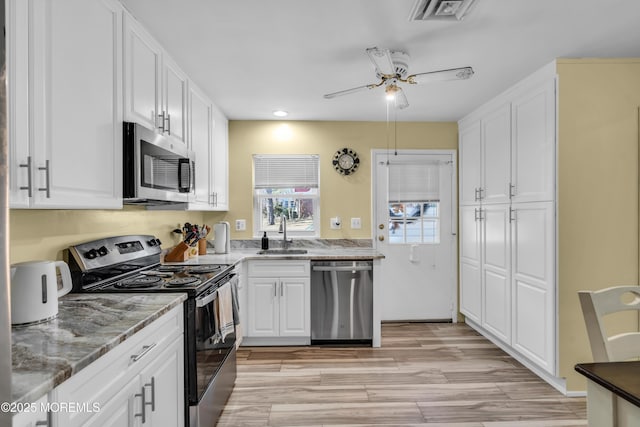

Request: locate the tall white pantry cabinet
(458, 63), (557, 378)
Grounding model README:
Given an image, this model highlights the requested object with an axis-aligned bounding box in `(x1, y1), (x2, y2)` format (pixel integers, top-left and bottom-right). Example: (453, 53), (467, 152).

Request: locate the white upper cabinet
(9, 0), (123, 209)
(123, 13), (161, 132)
(459, 121), (482, 206)
(511, 78), (556, 203)
(481, 104), (511, 205)
(123, 13), (188, 146)
(162, 55), (188, 144)
(211, 105), (229, 210)
(188, 83), (214, 209)
(186, 84), (229, 211)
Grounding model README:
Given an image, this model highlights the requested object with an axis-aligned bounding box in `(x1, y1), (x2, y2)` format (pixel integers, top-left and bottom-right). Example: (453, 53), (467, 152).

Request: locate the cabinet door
(123, 13), (161, 131)
(11, 394), (49, 427)
(7, 0), (30, 207)
(140, 335), (185, 427)
(511, 78), (556, 203)
(163, 55), (188, 144)
(511, 201), (555, 374)
(211, 106), (229, 210)
(279, 277), (310, 337)
(459, 206), (482, 323)
(29, 0), (123, 209)
(482, 104), (511, 204)
(482, 204), (511, 343)
(459, 121), (482, 206)
(188, 84), (214, 209)
(247, 278), (279, 337)
(82, 374), (140, 427)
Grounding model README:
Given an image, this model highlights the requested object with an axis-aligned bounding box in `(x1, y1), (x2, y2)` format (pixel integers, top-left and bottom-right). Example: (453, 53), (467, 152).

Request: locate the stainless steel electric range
(65, 235), (237, 427)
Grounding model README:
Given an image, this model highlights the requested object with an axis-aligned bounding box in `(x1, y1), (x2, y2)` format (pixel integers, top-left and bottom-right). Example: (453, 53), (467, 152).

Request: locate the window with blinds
(387, 161), (441, 244)
(253, 155), (320, 237)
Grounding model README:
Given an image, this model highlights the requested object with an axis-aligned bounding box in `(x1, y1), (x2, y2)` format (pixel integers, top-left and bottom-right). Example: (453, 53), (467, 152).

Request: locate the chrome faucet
(278, 215), (293, 249)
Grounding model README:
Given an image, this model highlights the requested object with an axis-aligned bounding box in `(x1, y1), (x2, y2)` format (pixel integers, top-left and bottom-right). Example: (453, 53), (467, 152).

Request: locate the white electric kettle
(213, 221), (230, 254)
(10, 260), (73, 326)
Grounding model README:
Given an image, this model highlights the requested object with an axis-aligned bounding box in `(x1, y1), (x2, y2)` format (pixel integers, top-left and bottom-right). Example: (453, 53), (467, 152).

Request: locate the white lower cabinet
(511, 201), (555, 372)
(246, 260), (310, 345)
(459, 202), (554, 374)
(51, 305), (184, 427)
(11, 394), (49, 427)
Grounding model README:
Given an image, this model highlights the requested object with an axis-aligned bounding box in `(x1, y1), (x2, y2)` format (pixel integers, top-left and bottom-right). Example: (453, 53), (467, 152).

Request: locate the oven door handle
(196, 290), (218, 307)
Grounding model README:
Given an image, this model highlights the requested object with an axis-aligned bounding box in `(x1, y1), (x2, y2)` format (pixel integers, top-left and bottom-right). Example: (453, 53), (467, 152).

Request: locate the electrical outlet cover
(235, 219), (246, 231)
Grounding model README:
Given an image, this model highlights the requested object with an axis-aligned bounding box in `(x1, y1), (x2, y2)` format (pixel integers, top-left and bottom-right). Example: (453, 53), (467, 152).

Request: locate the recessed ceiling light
(273, 110), (288, 117)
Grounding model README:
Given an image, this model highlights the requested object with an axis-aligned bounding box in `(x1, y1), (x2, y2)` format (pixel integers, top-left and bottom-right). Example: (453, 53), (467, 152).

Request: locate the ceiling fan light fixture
(385, 84), (400, 100)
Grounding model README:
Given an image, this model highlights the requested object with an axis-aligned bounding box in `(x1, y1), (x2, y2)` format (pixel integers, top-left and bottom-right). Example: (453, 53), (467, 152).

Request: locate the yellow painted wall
(557, 58), (640, 391)
(8, 207), (220, 264)
(9, 121), (456, 264)
(212, 120), (458, 239)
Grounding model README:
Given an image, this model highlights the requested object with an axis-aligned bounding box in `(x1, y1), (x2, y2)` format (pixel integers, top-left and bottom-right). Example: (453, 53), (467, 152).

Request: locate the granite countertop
(575, 361), (640, 408)
(11, 293), (187, 405)
(165, 239), (384, 266)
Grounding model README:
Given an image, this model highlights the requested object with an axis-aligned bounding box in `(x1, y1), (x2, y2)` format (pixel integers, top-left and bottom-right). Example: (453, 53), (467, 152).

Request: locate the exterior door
(373, 150), (457, 321)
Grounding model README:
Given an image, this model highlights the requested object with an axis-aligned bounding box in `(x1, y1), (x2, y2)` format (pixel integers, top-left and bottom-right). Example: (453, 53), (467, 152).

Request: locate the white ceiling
(119, 0), (640, 122)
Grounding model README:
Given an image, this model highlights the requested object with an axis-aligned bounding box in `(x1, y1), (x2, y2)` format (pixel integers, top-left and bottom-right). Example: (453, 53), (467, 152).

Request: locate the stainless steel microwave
(123, 122), (195, 205)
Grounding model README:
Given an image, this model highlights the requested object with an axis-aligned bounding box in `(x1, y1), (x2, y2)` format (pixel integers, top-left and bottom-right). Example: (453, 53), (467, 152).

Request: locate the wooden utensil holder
(164, 242), (190, 262)
(198, 239), (207, 255)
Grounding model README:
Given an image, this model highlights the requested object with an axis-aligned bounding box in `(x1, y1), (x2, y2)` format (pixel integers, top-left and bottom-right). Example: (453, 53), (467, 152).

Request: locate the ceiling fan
(323, 47), (474, 109)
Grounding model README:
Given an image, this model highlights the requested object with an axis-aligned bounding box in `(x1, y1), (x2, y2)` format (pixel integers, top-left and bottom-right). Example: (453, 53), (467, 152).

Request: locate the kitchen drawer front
(52, 304), (183, 426)
(248, 260), (310, 277)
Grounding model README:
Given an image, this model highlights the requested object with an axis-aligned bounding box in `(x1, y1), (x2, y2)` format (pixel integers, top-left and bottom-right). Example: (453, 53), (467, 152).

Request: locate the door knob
(378, 235), (384, 241)
(378, 224), (384, 229)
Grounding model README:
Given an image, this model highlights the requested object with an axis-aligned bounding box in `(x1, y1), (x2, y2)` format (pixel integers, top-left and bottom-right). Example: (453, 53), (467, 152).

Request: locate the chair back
(578, 286), (640, 362)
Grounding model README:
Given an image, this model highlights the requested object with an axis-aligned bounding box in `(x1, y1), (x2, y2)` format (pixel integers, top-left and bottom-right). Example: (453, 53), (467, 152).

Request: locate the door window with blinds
(253, 155), (320, 237)
(388, 161), (441, 244)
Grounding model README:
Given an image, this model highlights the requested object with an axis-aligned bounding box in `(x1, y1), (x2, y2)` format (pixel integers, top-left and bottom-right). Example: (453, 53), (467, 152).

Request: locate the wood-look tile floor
(217, 323), (586, 426)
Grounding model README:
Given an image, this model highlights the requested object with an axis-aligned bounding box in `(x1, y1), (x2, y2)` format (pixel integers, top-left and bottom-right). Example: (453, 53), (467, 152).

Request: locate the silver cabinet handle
(35, 421), (48, 426)
(509, 183), (516, 199)
(19, 156), (33, 197)
(273, 282), (277, 298)
(166, 113), (171, 135)
(38, 160), (50, 198)
(474, 208), (479, 221)
(144, 377), (156, 412)
(474, 187), (479, 202)
(509, 207), (516, 223)
(157, 111), (166, 132)
(280, 282), (284, 297)
(135, 386), (147, 423)
(130, 343), (157, 363)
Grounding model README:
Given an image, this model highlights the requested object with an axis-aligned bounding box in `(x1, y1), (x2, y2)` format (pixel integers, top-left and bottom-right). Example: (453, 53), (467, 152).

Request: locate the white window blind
(253, 155), (319, 189)
(388, 161), (440, 201)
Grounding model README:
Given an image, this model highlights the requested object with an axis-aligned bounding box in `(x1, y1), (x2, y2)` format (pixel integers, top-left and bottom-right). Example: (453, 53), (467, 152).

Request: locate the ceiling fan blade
(394, 87), (409, 109)
(323, 83), (378, 99)
(366, 47), (396, 76)
(406, 66), (474, 84)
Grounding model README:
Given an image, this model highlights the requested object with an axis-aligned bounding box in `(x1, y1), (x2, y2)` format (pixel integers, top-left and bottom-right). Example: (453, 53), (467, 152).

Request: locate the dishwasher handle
(312, 265), (372, 272)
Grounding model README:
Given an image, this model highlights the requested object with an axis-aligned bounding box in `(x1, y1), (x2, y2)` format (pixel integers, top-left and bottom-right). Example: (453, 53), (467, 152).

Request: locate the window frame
(252, 154), (321, 238)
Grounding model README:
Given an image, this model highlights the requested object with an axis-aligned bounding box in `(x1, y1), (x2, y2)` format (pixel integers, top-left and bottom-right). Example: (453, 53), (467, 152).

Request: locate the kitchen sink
(257, 249), (308, 255)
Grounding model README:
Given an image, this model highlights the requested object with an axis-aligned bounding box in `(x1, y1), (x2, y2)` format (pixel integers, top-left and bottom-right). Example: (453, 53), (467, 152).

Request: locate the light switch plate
(351, 218), (362, 229)
(235, 219), (246, 231)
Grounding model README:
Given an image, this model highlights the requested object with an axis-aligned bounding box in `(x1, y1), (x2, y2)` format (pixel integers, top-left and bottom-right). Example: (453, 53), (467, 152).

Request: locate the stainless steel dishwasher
(310, 260), (373, 345)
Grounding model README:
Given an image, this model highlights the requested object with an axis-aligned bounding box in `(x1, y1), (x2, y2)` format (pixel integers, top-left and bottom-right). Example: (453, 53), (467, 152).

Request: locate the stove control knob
(155, 238), (162, 246)
(97, 246), (109, 256)
(85, 249), (98, 259)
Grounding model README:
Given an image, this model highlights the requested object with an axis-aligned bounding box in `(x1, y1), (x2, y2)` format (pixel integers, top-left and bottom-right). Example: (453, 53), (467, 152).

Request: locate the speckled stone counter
(167, 239), (384, 266)
(11, 293), (187, 405)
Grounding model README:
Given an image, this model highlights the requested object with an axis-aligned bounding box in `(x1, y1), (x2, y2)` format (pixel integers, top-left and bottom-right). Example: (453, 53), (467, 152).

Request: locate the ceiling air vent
(409, 0), (478, 21)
